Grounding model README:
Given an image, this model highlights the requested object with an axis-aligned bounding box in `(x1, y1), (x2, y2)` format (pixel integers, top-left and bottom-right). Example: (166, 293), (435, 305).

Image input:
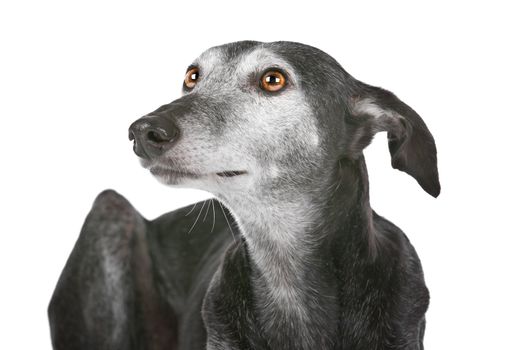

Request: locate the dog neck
(215, 156), (375, 343)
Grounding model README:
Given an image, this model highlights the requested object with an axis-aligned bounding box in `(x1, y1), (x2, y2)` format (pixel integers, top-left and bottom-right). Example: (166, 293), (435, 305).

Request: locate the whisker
(203, 199), (212, 222)
(184, 202), (198, 217)
(219, 201), (236, 241)
(188, 201), (206, 235)
(210, 200), (216, 234)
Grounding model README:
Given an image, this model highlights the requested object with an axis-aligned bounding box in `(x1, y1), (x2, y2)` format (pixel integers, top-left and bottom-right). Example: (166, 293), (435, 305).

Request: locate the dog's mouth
(149, 166), (247, 179)
(216, 170), (247, 177)
(150, 166), (201, 179)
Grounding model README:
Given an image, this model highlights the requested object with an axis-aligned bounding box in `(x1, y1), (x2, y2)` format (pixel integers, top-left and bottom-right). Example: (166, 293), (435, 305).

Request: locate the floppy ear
(349, 82), (440, 197)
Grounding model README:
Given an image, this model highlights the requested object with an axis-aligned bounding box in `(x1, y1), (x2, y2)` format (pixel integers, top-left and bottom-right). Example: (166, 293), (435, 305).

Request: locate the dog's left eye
(260, 70), (286, 92)
(184, 67), (199, 89)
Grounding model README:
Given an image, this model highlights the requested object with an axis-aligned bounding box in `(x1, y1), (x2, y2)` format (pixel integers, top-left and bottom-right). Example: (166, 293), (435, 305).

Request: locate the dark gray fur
(49, 41), (439, 349)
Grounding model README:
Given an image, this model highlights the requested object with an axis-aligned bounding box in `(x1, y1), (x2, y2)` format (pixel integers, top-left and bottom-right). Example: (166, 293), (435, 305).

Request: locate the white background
(1, 1), (524, 349)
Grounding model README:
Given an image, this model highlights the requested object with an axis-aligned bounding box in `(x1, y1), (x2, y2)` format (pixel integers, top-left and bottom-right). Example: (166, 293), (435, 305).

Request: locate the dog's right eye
(184, 67), (199, 89)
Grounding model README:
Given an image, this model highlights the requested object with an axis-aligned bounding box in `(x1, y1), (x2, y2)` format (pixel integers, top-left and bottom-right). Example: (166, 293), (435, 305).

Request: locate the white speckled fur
(149, 45), (325, 326)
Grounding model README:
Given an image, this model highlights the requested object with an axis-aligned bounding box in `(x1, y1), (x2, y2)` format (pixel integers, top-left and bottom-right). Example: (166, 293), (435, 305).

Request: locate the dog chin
(152, 172), (181, 186)
(139, 158), (153, 169)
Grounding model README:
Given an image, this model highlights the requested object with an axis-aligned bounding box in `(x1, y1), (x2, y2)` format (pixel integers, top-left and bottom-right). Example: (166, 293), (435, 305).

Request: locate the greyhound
(48, 41), (439, 350)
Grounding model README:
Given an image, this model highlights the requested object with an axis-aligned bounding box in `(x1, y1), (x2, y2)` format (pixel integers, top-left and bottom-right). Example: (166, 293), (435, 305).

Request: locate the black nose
(128, 116), (180, 159)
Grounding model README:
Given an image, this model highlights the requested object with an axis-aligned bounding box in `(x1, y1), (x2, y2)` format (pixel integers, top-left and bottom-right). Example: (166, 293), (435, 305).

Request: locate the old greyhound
(49, 41), (439, 349)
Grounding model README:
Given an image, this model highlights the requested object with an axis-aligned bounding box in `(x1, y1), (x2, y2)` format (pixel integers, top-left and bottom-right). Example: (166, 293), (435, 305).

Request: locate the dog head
(129, 41), (440, 200)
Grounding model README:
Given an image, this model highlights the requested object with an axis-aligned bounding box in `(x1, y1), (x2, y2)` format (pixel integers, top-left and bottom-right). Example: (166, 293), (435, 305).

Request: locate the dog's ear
(348, 82), (440, 197)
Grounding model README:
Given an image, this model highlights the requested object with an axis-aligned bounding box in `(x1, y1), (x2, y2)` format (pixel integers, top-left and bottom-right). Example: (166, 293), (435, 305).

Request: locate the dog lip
(150, 166), (201, 179)
(216, 170), (248, 177)
(149, 166), (247, 179)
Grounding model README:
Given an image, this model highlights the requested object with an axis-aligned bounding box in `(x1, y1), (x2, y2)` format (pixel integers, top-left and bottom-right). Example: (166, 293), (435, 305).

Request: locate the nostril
(146, 126), (179, 145)
(147, 130), (168, 143)
(128, 129), (135, 141)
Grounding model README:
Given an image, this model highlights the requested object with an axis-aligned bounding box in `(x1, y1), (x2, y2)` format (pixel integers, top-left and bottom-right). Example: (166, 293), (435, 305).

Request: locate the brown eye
(260, 70), (286, 92)
(184, 67), (199, 89)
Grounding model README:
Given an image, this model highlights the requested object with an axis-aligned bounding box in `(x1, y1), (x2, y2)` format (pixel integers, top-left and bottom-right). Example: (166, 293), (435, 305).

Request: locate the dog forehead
(194, 41), (299, 79)
(193, 41), (347, 79)
(236, 47), (297, 77)
(193, 41), (259, 70)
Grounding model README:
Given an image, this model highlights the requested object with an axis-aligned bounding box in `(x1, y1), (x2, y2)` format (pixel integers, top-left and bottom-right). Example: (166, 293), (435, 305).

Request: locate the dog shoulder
(372, 212), (430, 327)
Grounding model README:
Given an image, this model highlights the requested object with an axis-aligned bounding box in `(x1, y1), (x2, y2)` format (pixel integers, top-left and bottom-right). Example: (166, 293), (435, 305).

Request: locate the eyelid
(186, 64), (199, 73)
(260, 67), (288, 79)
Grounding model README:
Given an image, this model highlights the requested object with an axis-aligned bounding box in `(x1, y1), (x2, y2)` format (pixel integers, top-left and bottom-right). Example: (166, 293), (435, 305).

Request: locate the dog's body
(49, 41), (439, 349)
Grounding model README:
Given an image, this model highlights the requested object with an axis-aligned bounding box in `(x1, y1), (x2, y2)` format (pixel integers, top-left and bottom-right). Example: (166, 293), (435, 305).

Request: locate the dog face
(129, 41), (440, 200)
